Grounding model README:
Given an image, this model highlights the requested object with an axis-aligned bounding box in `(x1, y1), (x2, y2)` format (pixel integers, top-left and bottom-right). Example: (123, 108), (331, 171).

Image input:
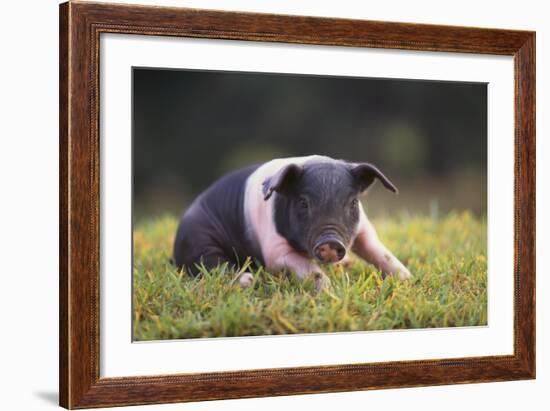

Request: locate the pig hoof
(398, 269), (412, 280)
(314, 272), (331, 293)
(239, 272), (254, 288)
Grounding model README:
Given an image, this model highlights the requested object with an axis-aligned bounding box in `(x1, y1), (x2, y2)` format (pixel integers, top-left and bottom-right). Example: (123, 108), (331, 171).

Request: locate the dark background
(133, 68), (487, 220)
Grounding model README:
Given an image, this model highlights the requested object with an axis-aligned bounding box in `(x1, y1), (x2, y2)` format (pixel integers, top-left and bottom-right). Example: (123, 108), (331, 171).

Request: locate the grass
(133, 211), (487, 341)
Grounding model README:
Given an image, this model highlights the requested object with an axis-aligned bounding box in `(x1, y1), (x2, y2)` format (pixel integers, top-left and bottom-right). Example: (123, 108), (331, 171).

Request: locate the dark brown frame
(59, 1), (535, 409)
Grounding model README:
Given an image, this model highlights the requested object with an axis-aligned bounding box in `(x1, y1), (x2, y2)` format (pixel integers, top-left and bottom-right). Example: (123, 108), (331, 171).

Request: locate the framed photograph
(59, 1), (535, 408)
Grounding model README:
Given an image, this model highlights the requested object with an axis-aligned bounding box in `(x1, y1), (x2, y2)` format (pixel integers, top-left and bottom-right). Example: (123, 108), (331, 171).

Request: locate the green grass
(133, 212), (487, 341)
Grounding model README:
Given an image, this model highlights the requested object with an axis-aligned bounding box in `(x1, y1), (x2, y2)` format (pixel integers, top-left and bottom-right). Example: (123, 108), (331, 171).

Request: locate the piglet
(173, 155), (411, 291)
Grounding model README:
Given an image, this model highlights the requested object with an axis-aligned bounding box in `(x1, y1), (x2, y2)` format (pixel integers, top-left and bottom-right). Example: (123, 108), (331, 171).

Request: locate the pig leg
(174, 206), (255, 288)
(353, 212), (411, 280)
(265, 250), (331, 292)
(239, 272), (254, 288)
(198, 251), (256, 289)
(175, 242), (254, 288)
(199, 251), (256, 288)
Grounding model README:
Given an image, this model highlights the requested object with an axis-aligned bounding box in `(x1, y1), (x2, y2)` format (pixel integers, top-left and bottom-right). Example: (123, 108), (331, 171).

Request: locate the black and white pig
(173, 155), (411, 291)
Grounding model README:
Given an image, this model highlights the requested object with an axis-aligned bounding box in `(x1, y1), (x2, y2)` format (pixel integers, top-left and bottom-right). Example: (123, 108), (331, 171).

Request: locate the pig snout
(313, 237), (346, 263)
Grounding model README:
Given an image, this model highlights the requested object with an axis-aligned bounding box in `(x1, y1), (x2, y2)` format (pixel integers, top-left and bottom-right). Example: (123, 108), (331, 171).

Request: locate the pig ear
(350, 163), (398, 194)
(262, 163), (303, 200)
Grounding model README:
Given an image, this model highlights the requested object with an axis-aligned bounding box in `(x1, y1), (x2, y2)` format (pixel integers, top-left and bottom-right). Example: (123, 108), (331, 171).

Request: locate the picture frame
(59, 1), (535, 409)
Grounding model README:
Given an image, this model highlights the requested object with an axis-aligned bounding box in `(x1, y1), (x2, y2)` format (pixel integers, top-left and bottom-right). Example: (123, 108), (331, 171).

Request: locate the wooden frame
(59, 1), (535, 408)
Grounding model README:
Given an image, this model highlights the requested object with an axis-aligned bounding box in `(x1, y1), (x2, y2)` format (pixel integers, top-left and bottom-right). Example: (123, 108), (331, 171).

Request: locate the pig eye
(297, 196), (309, 210)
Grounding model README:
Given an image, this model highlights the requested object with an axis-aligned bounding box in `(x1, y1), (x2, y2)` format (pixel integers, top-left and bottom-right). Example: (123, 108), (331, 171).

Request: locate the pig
(173, 155), (411, 292)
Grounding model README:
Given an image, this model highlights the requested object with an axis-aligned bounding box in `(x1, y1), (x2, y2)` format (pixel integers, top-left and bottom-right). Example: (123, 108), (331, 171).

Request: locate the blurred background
(133, 68), (486, 221)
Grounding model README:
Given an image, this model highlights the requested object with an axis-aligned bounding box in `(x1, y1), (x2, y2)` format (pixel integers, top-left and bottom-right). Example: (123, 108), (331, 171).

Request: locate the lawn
(133, 211), (487, 341)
